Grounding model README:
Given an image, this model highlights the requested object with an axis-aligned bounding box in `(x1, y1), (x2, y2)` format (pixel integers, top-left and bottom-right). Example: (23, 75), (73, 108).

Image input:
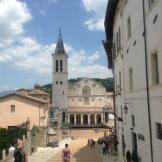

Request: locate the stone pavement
(96, 143), (124, 162)
(48, 139), (102, 162)
(28, 138), (71, 162)
(48, 139), (124, 162)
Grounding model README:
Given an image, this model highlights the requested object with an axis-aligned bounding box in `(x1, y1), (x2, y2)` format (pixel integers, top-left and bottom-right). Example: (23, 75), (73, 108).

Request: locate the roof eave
(102, 40), (112, 69)
(104, 0), (119, 41)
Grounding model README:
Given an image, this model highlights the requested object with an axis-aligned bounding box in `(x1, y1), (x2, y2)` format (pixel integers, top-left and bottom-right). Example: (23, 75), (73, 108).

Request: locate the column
(94, 114), (97, 124)
(74, 114), (76, 125)
(67, 114), (70, 124)
(81, 114), (83, 125)
(88, 114), (90, 125)
(101, 113), (104, 124)
(2, 150), (6, 160)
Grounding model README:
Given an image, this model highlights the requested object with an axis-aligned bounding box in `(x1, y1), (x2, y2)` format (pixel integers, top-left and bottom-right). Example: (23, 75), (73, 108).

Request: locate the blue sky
(0, 0), (112, 92)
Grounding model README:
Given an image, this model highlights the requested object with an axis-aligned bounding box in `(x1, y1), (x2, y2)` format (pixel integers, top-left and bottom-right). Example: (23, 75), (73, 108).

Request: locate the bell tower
(52, 31), (68, 112)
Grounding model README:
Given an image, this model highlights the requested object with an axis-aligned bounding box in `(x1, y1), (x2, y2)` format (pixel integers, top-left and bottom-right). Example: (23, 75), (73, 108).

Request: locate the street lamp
(124, 105), (129, 114)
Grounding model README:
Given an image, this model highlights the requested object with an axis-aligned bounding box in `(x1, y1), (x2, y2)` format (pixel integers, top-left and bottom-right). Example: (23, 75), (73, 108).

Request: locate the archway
(83, 114), (88, 124)
(96, 114), (101, 124)
(76, 114), (81, 124)
(70, 114), (74, 124)
(90, 114), (95, 124)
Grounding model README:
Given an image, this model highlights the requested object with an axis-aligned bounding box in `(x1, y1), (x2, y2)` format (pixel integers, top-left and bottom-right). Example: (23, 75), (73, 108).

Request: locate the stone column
(74, 114), (76, 125)
(101, 113), (104, 124)
(88, 114), (90, 125)
(94, 114), (97, 124)
(67, 114), (70, 124)
(81, 114), (83, 125)
(2, 150), (6, 160)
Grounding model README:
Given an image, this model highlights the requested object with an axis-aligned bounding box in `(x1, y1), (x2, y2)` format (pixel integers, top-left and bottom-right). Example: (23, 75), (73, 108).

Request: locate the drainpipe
(142, 1), (153, 162)
(111, 44), (117, 134)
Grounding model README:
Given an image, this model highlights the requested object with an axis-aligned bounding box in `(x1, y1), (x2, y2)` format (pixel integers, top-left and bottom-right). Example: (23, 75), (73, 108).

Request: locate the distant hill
(40, 78), (113, 102)
(0, 90), (16, 97)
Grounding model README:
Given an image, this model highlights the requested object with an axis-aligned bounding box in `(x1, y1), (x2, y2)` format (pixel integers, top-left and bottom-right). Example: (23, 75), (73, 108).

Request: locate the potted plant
(126, 150), (131, 162)
(132, 150), (139, 162)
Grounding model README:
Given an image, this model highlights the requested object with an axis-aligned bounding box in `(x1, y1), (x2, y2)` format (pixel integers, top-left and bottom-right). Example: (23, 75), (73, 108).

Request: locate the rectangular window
(127, 16), (131, 39)
(60, 60), (63, 72)
(129, 68), (133, 91)
(151, 52), (159, 85)
(131, 115), (135, 127)
(60, 81), (62, 84)
(56, 60), (58, 72)
(56, 81), (58, 84)
(10, 105), (15, 113)
(156, 123), (162, 140)
(149, 0), (155, 8)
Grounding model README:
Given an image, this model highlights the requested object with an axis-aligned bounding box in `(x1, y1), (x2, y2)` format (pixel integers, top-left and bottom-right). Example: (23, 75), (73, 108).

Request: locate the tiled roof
(28, 90), (48, 95)
(0, 92), (47, 104)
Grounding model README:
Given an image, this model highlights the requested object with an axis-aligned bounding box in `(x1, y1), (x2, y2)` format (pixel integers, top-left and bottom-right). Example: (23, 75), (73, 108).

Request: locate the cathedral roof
(54, 31), (66, 55)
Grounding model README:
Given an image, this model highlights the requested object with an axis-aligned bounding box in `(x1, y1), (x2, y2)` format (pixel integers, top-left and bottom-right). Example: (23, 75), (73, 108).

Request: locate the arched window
(60, 60), (63, 72)
(56, 60), (58, 72)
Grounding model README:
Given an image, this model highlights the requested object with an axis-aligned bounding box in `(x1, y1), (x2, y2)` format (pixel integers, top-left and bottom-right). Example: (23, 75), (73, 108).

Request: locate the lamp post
(123, 105), (128, 114)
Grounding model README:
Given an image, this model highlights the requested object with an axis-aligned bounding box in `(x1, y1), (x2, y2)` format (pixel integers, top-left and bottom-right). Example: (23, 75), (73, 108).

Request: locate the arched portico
(90, 114), (95, 124)
(76, 114), (81, 124)
(96, 114), (101, 124)
(70, 114), (74, 124)
(83, 114), (88, 124)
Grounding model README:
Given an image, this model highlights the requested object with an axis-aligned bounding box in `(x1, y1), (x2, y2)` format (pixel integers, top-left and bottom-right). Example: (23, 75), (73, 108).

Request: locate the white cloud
(0, 36), (112, 78)
(0, 0), (32, 47)
(0, 0), (112, 80)
(47, 0), (58, 4)
(40, 9), (47, 16)
(82, 0), (107, 16)
(84, 18), (104, 31)
(0, 85), (9, 91)
(82, 0), (108, 31)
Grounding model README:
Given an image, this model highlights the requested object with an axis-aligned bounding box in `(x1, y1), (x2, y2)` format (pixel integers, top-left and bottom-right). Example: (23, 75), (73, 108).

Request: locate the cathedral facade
(50, 32), (114, 128)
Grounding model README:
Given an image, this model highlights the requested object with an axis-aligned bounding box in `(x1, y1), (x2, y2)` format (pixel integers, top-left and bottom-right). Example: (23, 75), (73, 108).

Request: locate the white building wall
(112, 0), (162, 162)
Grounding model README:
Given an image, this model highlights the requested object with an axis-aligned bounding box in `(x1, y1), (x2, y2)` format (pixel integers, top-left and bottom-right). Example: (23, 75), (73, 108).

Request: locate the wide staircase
(48, 139), (103, 162)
